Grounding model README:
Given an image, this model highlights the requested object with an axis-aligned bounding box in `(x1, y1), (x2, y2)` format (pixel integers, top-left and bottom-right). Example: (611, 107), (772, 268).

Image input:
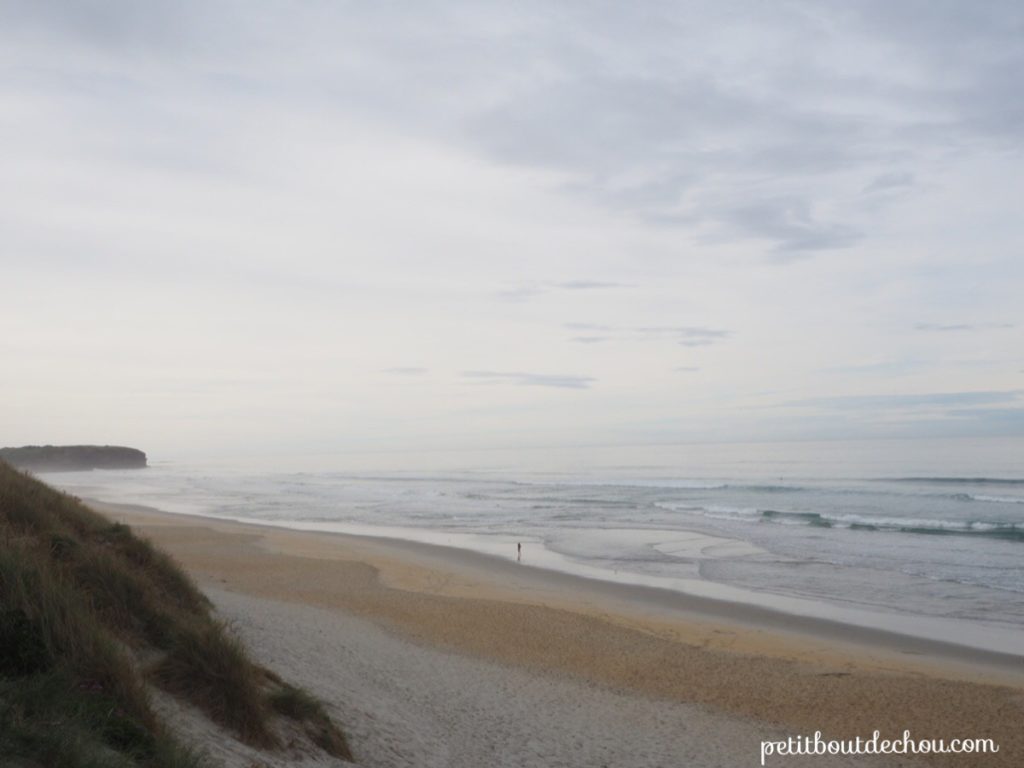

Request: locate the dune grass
(0, 459), (352, 766)
(269, 681), (352, 757)
(0, 543), (199, 768)
(152, 620), (276, 747)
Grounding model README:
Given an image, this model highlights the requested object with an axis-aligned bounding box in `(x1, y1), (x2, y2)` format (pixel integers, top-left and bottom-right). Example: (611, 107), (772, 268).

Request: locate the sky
(2, 0), (1023, 460)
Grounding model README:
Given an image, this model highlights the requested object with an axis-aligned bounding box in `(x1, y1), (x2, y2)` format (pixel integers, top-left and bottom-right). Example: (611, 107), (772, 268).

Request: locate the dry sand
(210, 587), (898, 768)
(93, 501), (1023, 768)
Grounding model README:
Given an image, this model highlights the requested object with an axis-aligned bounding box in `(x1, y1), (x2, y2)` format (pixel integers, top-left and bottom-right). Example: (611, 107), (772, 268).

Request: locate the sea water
(42, 437), (1024, 651)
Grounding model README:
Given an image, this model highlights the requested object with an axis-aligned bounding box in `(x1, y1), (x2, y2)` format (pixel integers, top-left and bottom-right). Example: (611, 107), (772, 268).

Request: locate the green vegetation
(0, 460), (352, 766)
(269, 681), (352, 756)
(0, 445), (148, 472)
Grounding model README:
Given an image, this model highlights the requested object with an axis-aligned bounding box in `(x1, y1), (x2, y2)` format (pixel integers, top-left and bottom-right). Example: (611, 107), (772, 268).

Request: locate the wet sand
(92, 500), (1024, 767)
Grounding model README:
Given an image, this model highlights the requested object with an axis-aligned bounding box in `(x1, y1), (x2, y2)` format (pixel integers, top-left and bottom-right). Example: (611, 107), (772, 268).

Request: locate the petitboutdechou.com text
(760, 730), (999, 765)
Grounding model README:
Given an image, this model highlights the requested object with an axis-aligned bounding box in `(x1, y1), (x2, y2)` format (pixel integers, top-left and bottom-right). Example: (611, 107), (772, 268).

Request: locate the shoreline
(47, 465), (1024, 659)
(87, 497), (1024, 766)
(88, 498), (1024, 681)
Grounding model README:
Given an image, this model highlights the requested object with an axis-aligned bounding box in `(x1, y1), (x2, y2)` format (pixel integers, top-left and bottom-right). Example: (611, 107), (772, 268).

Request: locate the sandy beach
(8, 3), (1023, 765)
(92, 500), (1023, 768)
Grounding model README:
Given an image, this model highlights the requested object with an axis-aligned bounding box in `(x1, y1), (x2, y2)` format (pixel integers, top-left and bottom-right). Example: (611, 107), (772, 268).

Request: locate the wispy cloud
(864, 172), (915, 194)
(823, 360), (928, 376)
(914, 322), (1014, 332)
(565, 323), (730, 347)
(556, 280), (625, 290)
(635, 326), (730, 347)
(462, 370), (595, 389)
(717, 198), (862, 256)
(784, 391), (1022, 411)
(495, 280), (628, 302)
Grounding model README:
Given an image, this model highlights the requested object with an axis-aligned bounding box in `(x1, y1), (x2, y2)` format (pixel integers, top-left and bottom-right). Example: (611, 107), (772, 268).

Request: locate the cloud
(0, 0), (192, 52)
(555, 280), (625, 290)
(717, 198), (862, 256)
(634, 326), (731, 347)
(565, 323), (731, 348)
(460, 3), (1023, 258)
(864, 172), (915, 194)
(462, 370), (595, 389)
(784, 391), (1022, 411)
(495, 280), (627, 302)
(823, 360), (927, 376)
(494, 285), (546, 302)
(1, 1), (1022, 451)
(674, 366), (700, 373)
(7, 1), (1024, 265)
(914, 322), (1014, 332)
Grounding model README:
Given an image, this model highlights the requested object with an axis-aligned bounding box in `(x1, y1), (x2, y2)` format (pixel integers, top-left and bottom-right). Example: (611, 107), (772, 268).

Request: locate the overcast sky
(2, 1), (1023, 459)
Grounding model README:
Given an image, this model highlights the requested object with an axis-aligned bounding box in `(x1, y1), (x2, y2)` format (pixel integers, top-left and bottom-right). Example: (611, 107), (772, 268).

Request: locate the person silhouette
(517, 542), (522, 562)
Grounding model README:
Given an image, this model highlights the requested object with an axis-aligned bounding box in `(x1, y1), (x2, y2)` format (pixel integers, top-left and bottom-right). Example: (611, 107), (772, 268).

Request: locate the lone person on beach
(517, 542), (522, 562)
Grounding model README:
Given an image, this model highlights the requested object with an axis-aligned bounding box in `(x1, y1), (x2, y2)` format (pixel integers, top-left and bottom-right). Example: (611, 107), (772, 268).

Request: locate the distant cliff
(0, 445), (147, 472)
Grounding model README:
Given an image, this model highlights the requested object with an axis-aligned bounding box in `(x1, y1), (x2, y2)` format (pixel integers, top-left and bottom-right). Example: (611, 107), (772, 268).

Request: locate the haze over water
(46, 436), (1024, 654)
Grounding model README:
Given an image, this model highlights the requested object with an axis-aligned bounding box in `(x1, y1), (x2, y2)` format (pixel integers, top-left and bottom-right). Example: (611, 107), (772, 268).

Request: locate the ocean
(43, 437), (1024, 654)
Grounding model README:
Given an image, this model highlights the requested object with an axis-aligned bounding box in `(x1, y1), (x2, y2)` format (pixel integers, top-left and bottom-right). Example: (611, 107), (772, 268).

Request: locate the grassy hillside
(0, 460), (351, 767)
